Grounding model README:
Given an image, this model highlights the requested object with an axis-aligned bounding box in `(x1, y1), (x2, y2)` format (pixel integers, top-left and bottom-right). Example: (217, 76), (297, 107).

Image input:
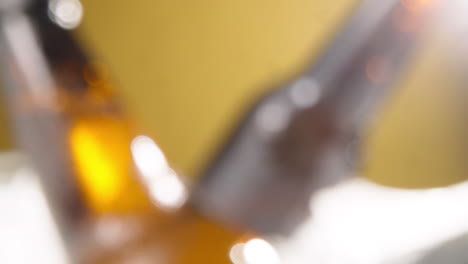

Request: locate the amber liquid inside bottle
(66, 80), (249, 264)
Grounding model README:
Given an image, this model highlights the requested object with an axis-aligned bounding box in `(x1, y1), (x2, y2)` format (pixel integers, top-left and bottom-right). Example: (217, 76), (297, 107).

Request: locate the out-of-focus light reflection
(131, 136), (168, 182)
(131, 135), (187, 210)
(365, 56), (390, 83)
(393, 7), (419, 32)
(243, 238), (281, 264)
(290, 77), (321, 108)
(255, 102), (291, 135)
(434, 0), (468, 38)
(48, 0), (83, 30)
(229, 243), (247, 264)
(92, 216), (141, 249)
(229, 239), (280, 264)
(275, 178), (468, 264)
(401, 0), (436, 13)
(147, 169), (187, 209)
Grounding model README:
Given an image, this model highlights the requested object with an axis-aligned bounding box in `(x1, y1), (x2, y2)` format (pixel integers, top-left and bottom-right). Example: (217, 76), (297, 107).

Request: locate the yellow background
(2, 0), (467, 188)
(77, 0), (358, 176)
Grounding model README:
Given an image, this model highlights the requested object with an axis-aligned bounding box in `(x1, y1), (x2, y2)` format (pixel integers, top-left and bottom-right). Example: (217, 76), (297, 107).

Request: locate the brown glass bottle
(0, 1), (249, 263)
(193, 0), (438, 235)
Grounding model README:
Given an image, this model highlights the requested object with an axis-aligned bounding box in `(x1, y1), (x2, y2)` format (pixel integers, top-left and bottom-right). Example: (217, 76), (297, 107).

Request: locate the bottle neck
(24, 0), (89, 92)
(0, 0), (115, 114)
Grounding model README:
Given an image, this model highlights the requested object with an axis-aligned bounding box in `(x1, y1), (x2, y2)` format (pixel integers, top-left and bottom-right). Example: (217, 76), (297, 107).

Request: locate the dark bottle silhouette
(193, 0), (438, 235)
(0, 1), (249, 263)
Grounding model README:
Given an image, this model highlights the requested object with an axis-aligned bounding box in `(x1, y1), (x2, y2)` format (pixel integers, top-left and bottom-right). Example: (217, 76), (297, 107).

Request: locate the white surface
(274, 178), (468, 264)
(2, 151), (468, 264)
(0, 153), (69, 264)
